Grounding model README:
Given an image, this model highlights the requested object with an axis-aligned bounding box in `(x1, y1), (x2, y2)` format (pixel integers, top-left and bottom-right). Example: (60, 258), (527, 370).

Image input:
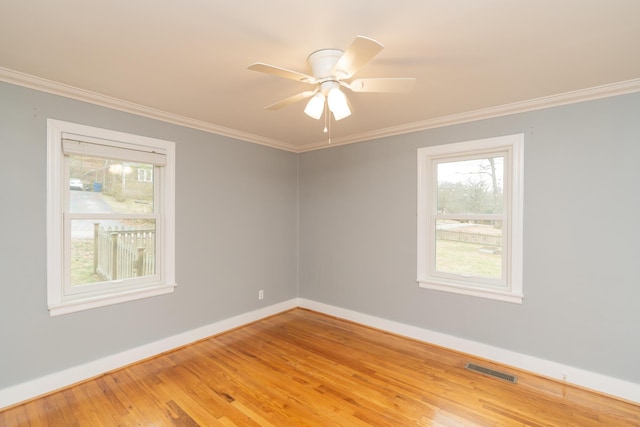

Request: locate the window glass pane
(70, 219), (156, 286)
(435, 220), (503, 280)
(437, 156), (504, 215)
(69, 154), (154, 214)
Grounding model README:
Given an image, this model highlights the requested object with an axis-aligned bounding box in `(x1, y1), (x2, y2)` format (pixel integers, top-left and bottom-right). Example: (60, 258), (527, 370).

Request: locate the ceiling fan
(248, 36), (416, 122)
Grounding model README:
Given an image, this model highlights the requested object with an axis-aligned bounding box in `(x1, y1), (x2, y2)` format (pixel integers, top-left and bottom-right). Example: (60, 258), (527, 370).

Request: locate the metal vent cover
(465, 362), (518, 384)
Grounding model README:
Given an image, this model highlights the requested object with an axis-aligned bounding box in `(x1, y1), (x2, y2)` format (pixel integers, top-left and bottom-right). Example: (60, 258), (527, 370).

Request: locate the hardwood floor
(1, 308), (638, 426)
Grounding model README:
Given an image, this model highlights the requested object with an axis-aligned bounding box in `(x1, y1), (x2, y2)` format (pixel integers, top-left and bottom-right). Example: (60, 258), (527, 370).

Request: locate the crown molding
(2, 66), (639, 154)
(0, 66), (300, 153)
(297, 78), (640, 152)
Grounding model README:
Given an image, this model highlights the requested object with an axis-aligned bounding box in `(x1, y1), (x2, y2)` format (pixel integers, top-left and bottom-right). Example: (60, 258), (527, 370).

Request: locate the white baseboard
(298, 298), (640, 404)
(0, 299), (298, 409)
(2, 297), (638, 410)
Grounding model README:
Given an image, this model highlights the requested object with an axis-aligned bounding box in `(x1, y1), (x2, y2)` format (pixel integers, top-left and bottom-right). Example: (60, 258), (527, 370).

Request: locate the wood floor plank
(1, 308), (639, 426)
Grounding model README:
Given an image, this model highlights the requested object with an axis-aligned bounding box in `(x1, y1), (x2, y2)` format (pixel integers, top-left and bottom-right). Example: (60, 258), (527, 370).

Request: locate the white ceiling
(2, 1), (640, 152)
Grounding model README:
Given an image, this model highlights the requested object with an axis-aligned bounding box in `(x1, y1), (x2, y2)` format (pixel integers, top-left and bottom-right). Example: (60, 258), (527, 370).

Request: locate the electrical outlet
(258, 290), (264, 300)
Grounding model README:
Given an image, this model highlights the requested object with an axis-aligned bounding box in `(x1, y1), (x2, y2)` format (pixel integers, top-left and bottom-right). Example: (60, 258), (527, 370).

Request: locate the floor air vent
(465, 363), (518, 384)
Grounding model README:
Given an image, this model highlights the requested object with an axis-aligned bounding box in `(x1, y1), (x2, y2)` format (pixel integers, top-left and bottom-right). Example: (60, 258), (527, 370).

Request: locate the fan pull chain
(324, 102), (331, 144)
(323, 101), (328, 133)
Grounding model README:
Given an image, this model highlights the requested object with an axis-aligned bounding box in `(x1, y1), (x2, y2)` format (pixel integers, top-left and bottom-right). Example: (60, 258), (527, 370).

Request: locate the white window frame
(47, 119), (176, 316)
(417, 134), (524, 303)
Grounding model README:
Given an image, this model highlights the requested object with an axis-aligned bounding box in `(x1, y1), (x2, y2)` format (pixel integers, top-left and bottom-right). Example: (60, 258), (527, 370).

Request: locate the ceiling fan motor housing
(307, 49), (346, 85)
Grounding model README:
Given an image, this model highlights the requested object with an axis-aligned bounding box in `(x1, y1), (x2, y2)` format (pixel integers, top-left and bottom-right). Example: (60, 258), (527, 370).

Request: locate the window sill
(418, 280), (523, 304)
(48, 283), (177, 316)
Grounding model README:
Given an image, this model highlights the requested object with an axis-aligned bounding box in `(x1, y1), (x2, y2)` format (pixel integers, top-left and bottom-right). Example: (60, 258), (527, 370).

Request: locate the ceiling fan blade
(264, 90), (317, 110)
(248, 62), (316, 84)
(333, 36), (384, 79)
(347, 78), (416, 93)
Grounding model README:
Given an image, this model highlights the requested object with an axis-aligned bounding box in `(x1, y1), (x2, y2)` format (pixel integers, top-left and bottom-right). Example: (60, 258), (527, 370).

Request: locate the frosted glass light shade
(327, 87), (351, 120)
(304, 93), (325, 120)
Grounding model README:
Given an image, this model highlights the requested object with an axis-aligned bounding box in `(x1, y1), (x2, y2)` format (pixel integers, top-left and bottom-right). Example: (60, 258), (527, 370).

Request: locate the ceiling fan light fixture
(327, 86), (351, 120)
(249, 36), (415, 128)
(304, 92), (325, 120)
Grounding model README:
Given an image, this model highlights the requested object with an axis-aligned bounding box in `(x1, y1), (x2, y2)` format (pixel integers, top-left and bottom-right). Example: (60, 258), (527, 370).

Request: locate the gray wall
(299, 92), (640, 383)
(2, 79), (639, 391)
(0, 82), (298, 388)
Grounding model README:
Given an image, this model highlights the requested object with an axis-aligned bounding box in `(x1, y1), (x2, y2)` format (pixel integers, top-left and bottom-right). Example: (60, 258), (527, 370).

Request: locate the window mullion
(66, 212), (159, 220)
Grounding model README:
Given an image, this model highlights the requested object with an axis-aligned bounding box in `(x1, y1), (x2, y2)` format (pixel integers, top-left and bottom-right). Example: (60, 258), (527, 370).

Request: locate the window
(47, 119), (176, 316)
(417, 134), (523, 303)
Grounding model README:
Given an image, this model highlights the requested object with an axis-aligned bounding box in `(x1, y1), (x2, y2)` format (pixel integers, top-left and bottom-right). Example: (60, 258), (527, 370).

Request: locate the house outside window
(47, 119), (176, 316)
(417, 134), (524, 303)
(137, 167), (153, 182)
